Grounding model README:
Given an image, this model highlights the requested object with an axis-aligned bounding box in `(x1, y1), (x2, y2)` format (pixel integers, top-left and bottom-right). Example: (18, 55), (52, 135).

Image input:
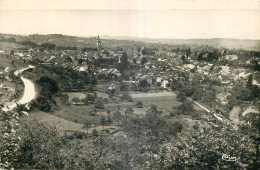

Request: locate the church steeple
(97, 35), (101, 52)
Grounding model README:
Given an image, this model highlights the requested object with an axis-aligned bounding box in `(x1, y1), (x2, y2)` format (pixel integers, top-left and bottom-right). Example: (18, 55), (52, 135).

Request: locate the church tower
(96, 36), (101, 52)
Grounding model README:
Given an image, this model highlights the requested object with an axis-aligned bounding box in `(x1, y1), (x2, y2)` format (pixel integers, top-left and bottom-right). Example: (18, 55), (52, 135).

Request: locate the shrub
(15, 120), (63, 169)
(94, 99), (105, 109)
(125, 107), (134, 114)
(121, 93), (133, 102)
(136, 101), (143, 108)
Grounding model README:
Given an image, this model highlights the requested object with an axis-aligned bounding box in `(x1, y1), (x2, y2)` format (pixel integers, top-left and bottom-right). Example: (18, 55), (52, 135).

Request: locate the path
(2, 65), (37, 112)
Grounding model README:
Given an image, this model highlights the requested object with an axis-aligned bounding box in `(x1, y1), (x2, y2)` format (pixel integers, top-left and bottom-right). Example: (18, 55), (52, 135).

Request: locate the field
(63, 91), (109, 102)
(131, 91), (181, 111)
(130, 91), (205, 113)
(26, 111), (120, 135)
(57, 91), (207, 124)
(53, 101), (137, 124)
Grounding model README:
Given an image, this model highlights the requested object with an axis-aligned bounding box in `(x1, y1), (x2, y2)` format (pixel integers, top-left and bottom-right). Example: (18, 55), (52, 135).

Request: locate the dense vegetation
(1, 34), (260, 169)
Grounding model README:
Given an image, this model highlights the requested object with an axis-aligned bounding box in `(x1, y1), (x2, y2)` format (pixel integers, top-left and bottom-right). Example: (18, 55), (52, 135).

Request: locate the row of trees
(31, 76), (59, 112)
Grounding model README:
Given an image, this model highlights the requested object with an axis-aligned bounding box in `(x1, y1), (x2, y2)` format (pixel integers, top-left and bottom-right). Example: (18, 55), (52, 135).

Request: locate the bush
(136, 101), (143, 108)
(32, 96), (52, 112)
(121, 93), (133, 102)
(125, 107), (134, 114)
(94, 99), (105, 109)
(92, 129), (98, 137)
(36, 76), (58, 97)
(176, 92), (186, 102)
(19, 40), (37, 47)
(176, 100), (194, 115)
(15, 120), (63, 169)
(71, 97), (80, 104)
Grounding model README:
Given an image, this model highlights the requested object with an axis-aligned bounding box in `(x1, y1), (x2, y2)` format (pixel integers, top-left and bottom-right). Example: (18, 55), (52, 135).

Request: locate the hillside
(1, 33), (260, 51)
(101, 36), (260, 51)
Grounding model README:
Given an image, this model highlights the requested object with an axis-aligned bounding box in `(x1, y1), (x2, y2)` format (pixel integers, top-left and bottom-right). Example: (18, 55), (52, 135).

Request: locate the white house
(225, 55), (238, 60)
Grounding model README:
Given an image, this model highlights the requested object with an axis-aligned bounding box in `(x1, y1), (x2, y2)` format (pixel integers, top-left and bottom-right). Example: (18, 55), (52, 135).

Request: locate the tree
(113, 110), (122, 125)
(10, 50), (14, 55)
(40, 43), (56, 50)
(90, 108), (97, 116)
(83, 119), (91, 134)
(92, 129), (98, 137)
(136, 101), (143, 108)
(120, 52), (128, 74)
(138, 79), (150, 91)
(36, 76), (59, 97)
(107, 116), (113, 125)
(251, 85), (260, 98)
(100, 116), (106, 129)
(121, 93), (133, 102)
(94, 99), (105, 109)
(176, 92), (186, 102)
(15, 120), (63, 169)
(141, 57), (147, 65)
(186, 47), (192, 56)
(192, 87), (203, 101)
(32, 96), (52, 112)
(247, 74), (253, 88)
(120, 83), (128, 91)
(176, 100), (194, 115)
(83, 94), (96, 105)
(181, 55), (186, 63)
(133, 58), (137, 64)
(125, 107), (134, 114)
(78, 58), (83, 64)
(66, 56), (73, 63)
(72, 97), (80, 105)
(232, 85), (252, 101)
(19, 40), (37, 47)
(223, 48), (227, 56)
(201, 89), (217, 107)
(172, 121), (183, 133)
(160, 126), (257, 170)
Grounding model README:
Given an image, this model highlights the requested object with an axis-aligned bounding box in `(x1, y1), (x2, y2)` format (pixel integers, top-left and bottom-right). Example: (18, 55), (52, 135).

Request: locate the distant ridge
(99, 35), (260, 50)
(1, 33), (260, 51)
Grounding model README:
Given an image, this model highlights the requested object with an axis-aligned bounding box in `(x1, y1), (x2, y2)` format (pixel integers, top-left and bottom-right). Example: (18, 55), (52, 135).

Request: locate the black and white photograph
(0, 0), (260, 169)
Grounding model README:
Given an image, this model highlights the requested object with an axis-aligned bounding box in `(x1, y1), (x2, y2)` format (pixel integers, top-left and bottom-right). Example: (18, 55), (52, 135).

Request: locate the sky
(0, 0), (259, 39)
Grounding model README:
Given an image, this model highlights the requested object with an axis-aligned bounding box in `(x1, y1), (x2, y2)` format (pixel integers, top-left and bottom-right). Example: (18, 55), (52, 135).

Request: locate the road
(2, 65), (37, 112)
(167, 87), (225, 121)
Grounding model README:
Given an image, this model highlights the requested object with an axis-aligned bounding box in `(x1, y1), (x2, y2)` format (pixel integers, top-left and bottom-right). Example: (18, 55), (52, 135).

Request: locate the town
(0, 33), (260, 169)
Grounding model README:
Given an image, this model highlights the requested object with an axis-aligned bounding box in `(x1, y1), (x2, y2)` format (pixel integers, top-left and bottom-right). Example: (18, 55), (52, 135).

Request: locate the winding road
(2, 65), (37, 112)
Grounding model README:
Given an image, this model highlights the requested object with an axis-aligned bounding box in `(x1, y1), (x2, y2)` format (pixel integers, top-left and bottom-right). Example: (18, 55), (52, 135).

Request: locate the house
(76, 66), (88, 72)
(183, 64), (196, 71)
(238, 71), (250, 80)
(218, 75), (231, 85)
(161, 80), (169, 88)
(225, 55), (238, 60)
(216, 92), (229, 105)
(219, 66), (230, 75)
(189, 73), (205, 84)
(156, 77), (162, 83)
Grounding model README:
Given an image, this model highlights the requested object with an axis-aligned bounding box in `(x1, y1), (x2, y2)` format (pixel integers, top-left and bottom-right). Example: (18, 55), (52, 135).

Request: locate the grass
(63, 92), (86, 101)
(63, 91), (109, 102)
(53, 101), (136, 125)
(131, 91), (181, 111)
(26, 111), (120, 134)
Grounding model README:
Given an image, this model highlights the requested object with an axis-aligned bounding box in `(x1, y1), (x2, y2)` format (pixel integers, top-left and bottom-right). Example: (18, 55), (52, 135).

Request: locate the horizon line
(1, 32), (260, 41)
